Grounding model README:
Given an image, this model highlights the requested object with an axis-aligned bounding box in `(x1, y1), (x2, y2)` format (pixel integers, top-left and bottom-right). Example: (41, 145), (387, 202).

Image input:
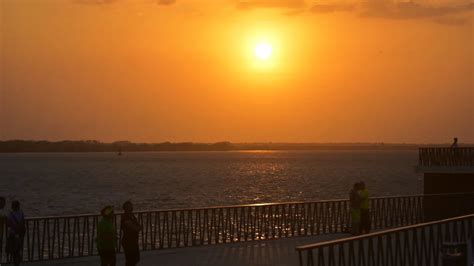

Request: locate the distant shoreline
(0, 140), (461, 153)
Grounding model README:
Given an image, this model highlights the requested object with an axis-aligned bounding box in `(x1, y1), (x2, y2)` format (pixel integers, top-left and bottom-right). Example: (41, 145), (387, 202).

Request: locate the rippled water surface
(0, 150), (423, 216)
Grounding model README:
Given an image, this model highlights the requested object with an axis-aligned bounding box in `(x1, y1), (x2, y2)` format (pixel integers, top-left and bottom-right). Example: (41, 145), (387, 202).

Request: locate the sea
(0, 150), (423, 217)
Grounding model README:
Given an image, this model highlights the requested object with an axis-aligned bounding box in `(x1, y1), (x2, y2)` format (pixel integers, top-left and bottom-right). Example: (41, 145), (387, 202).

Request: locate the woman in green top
(97, 206), (116, 266)
(359, 182), (370, 234)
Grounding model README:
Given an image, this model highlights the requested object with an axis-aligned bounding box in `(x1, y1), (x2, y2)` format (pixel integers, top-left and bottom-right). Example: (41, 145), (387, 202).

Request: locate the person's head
(360, 182), (366, 189)
(0, 197), (5, 209)
(354, 182), (360, 190)
(454, 137), (458, 143)
(101, 206), (114, 220)
(11, 200), (20, 212)
(122, 201), (133, 213)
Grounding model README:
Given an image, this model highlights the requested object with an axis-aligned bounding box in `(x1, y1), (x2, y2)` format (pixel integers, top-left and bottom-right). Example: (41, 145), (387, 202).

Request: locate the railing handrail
(419, 147), (474, 149)
(25, 192), (474, 220)
(296, 213), (474, 251)
(418, 147), (474, 167)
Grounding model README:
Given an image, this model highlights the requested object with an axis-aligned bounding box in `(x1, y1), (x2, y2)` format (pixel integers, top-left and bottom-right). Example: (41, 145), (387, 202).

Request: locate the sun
(254, 43), (272, 60)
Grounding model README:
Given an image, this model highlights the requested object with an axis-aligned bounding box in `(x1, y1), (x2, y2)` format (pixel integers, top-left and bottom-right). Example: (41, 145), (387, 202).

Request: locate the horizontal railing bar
(419, 147), (474, 150)
(26, 192), (474, 220)
(296, 213), (474, 251)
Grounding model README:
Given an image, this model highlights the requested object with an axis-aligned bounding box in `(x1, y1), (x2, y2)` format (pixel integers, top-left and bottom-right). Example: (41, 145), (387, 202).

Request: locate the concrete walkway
(25, 233), (350, 266)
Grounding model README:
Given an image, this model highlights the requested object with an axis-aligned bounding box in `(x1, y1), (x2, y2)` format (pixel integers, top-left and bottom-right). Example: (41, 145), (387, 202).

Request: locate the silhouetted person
(349, 183), (361, 235)
(451, 137), (461, 164)
(97, 206), (116, 266)
(6, 200), (25, 266)
(0, 197), (6, 259)
(121, 201), (141, 266)
(451, 137), (458, 148)
(359, 182), (370, 234)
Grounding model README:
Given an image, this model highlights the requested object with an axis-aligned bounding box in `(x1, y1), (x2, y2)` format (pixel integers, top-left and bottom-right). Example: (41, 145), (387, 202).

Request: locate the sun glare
(254, 43), (272, 60)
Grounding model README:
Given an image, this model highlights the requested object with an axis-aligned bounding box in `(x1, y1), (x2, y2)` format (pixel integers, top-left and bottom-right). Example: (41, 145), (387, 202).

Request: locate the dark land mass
(0, 140), (459, 153)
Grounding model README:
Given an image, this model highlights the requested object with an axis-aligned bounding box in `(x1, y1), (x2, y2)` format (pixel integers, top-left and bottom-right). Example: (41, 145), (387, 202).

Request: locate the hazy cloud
(306, 1), (473, 25)
(75, 0), (176, 5)
(359, 2), (474, 19)
(310, 3), (354, 13)
(433, 15), (470, 26)
(72, 0), (473, 24)
(236, 0), (306, 10)
(285, 8), (308, 15)
(156, 0), (176, 5)
(74, 0), (118, 4)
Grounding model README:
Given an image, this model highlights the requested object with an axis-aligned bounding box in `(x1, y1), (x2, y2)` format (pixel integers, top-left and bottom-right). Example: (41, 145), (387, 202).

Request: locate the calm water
(0, 150), (423, 217)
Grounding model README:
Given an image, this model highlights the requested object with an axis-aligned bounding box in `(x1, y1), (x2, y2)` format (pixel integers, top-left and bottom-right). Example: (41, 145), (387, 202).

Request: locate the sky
(1, 0), (473, 143)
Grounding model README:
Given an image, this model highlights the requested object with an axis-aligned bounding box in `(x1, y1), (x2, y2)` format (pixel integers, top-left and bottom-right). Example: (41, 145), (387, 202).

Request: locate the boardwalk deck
(27, 233), (349, 266)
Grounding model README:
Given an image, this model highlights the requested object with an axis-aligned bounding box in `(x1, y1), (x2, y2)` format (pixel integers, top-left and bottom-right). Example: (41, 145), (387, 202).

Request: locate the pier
(417, 147), (474, 194)
(417, 147), (474, 221)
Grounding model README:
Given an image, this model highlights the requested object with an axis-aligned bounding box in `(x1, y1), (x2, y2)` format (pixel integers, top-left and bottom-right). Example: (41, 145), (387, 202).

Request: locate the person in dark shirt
(121, 201), (141, 266)
(349, 183), (361, 235)
(451, 137), (460, 164)
(451, 137), (459, 148)
(0, 197), (6, 260)
(6, 200), (25, 266)
(97, 206), (116, 266)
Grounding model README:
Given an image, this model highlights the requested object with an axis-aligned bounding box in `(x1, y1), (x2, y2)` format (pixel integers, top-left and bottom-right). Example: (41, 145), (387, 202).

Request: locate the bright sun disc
(255, 43), (272, 60)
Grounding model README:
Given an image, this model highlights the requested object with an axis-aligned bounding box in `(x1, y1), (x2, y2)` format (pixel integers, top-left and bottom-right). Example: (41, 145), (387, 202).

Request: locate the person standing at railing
(451, 137), (459, 148)
(5, 200), (25, 266)
(97, 206), (117, 266)
(451, 137), (461, 165)
(0, 197), (6, 260)
(121, 201), (142, 266)
(359, 182), (370, 234)
(349, 183), (362, 235)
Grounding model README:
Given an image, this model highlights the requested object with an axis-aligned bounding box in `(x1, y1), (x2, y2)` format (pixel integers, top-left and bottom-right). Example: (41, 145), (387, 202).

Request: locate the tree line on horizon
(0, 140), (233, 153)
(0, 140), (440, 153)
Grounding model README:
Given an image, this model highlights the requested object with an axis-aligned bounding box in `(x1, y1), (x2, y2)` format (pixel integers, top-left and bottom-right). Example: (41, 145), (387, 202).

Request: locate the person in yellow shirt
(359, 182), (370, 234)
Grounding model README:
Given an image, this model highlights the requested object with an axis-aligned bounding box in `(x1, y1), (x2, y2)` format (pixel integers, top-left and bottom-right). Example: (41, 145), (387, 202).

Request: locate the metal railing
(296, 213), (474, 266)
(419, 147), (474, 167)
(0, 192), (473, 263)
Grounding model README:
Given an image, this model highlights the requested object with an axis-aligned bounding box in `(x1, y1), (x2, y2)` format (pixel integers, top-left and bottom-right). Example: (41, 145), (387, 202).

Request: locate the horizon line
(1, 139), (472, 146)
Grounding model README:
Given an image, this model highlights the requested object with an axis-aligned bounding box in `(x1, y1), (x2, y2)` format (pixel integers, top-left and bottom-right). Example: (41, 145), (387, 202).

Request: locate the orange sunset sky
(1, 0), (473, 143)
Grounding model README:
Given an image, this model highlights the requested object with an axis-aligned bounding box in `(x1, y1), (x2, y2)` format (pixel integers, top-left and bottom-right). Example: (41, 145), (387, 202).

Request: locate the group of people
(0, 197), (141, 266)
(349, 182), (370, 235)
(97, 201), (142, 266)
(0, 197), (26, 266)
